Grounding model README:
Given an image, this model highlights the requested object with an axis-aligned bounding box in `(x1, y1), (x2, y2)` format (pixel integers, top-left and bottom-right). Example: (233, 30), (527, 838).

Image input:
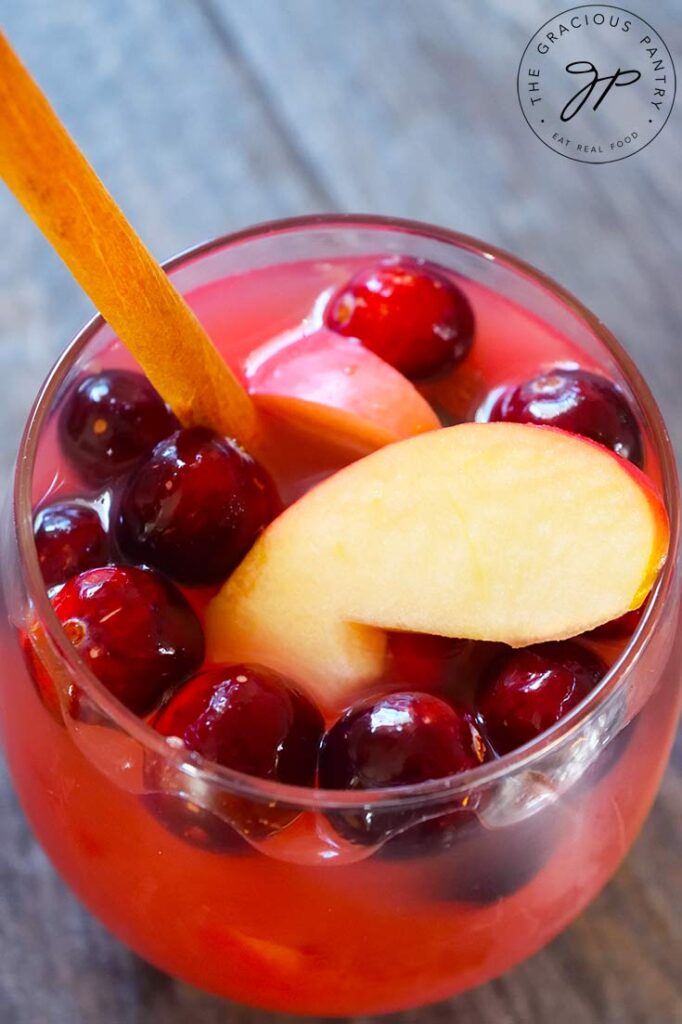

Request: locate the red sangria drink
(0, 217), (679, 1016)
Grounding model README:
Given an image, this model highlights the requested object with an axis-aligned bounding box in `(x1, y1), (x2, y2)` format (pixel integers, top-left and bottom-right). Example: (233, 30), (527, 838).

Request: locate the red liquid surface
(2, 255), (680, 1014)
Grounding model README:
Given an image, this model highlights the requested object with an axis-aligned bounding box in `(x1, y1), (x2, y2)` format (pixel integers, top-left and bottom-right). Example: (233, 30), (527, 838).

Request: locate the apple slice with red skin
(206, 423), (669, 712)
(245, 328), (440, 454)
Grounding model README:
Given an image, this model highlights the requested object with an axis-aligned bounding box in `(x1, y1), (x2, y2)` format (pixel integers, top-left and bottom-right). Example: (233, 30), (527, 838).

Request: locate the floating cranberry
(578, 717), (638, 792)
(51, 566), (204, 714)
(431, 808), (558, 905)
(489, 367), (643, 466)
(319, 692), (488, 845)
(59, 370), (179, 484)
(153, 665), (323, 786)
(325, 259), (474, 380)
(141, 793), (250, 855)
(21, 629), (65, 724)
(321, 692), (486, 789)
(116, 427), (279, 586)
(33, 501), (109, 588)
(476, 641), (606, 755)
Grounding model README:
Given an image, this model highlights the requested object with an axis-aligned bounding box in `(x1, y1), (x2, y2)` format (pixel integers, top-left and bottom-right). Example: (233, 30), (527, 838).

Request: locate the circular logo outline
(516, 3), (677, 164)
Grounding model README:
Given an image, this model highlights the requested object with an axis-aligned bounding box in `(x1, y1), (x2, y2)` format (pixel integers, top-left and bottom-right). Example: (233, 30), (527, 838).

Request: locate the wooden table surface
(1, 3), (680, 1022)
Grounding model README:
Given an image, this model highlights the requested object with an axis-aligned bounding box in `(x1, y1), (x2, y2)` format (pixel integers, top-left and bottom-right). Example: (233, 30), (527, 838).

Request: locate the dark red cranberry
(141, 793), (250, 855)
(489, 367), (643, 467)
(51, 566), (204, 714)
(116, 427), (279, 586)
(321, 693), (486, 789)
(319, 692), (488, 845)
(325, 260), (474, 380)
(386, 632), (471, 692)
(33, 501), (109, 588)
(579, 717), (637, 790)
(21, 626), (92, 725)
(587, 606), (644, 642)
(476, 641), (606, 755)
(59, 370), (179, 484)
(431, 807), (558, 904)
(21, 628), (65, 724)
(153, 665), (323, 786)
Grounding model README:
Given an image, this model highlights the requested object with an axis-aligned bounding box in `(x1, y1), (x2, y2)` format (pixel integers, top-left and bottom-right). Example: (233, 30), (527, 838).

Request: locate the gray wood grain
(0, 2), (680, 1022)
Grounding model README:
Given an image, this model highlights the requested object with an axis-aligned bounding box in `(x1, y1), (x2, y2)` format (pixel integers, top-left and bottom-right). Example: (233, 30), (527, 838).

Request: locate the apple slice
(206, 423), (669, 710)
(245, 328), (440, 453)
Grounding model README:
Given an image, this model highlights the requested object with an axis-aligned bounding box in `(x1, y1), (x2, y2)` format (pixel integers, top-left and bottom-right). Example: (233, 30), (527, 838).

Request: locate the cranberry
(33, 501), (109, 588)
(432, 808), (557, 904)
(325, 259), (474, 380)
(153, 665), (323, 786)
(587, 606), (644, 642)
(386, 632), (471, 692)
(476, 641), (606, 755)
(579, 717), (637, 791)
(319, 692), (488, 845)
(21, 629), (64, 724)
(141, 793), (250, 855)
(489, 367), (643, 467)
(59, 370), (179, 484)
(116, 427), (279, 586)
(51, 566), (204, 714)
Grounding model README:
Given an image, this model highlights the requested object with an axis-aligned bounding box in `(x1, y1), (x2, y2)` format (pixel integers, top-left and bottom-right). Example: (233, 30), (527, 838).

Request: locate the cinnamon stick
(0, 33), (259, 448)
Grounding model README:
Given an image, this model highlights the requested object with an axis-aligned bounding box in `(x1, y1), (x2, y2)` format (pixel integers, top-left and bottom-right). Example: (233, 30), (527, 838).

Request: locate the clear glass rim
(13, 213), (681, 811)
